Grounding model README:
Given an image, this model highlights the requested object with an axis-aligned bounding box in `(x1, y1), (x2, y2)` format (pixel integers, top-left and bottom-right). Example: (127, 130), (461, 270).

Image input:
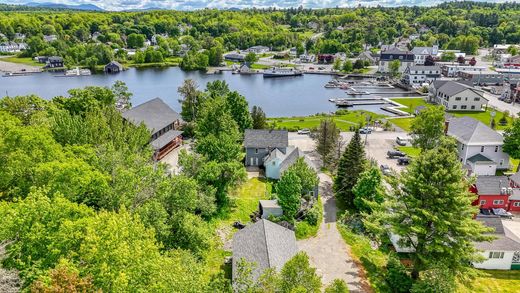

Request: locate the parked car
(297, 129), (310, 135)
(380, 165), (392, 176)
(396, 136), (409, 146)
(359, 127), (372, 134)
(387, 150), (406, 158)
(398, 157), (411, 165)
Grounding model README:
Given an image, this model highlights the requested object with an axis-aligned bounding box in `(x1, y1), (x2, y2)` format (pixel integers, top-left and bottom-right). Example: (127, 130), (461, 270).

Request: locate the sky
(0, 0), (512, 11)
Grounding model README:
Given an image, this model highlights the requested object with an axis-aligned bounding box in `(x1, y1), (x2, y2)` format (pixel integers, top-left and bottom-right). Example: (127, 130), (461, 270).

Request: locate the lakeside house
(317, 54), (335, 64)
(411, 45), (438, 65)
(429, 80), (488, 111)
(224, 52), (246, 62)
(441, 64), (486, 77)
(0, 41), (27, 53)
(122, 98), (183, 161)
(232, 219), (297, 283)
(356, 51), (378, 65)
(104, 61), (123, 73)
(446, 116), (509, 175)
(378, 48), (414, 73)
(246, 46), (270, 54)
(36, 56), (63, 68)
(403, 65), (441, 86)
(473, 216), (520, 270)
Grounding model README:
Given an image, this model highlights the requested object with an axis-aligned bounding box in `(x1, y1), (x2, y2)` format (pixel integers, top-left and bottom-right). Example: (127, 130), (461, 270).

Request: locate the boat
(2, 72), (29, 77)
(263, 67), (302, 78)
(57, 67), (91, 77)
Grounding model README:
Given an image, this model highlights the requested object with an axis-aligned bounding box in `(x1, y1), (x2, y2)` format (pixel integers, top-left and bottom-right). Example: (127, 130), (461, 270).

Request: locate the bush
(305, 203), (321, 226)
(325, 279), (349, 293)
(295, 196), (322, 239)
(385, 256), (412, 293)
(335, 109), (350, 115)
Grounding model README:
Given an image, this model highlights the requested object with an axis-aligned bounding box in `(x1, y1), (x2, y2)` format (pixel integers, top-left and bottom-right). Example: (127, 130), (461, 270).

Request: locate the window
(500, 159), (504, 166)
(471, 105), (475, 110)
(495, 146), (499, 152)
(461, 144), (465, 150)
(452, 105), (457, 110)
(272, 161), (275, 166)
(514, 202), (520, 207)
(481, 146), (485, 152)
(489, 251), (505, 259)
(461, 105), (467, 109)
(455, 97), (462, 101)
(255, 148), (258, 154)
(474, 97), (480, 101)
(480, 200), (486, 205)
(493, 200), (504, 205)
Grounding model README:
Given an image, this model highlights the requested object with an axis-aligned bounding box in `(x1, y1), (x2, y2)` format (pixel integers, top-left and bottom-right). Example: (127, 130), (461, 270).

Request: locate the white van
(396, 136), (409, 146)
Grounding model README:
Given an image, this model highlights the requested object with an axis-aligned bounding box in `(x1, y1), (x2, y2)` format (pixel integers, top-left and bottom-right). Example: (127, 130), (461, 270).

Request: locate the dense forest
(1, 2), (520, 69)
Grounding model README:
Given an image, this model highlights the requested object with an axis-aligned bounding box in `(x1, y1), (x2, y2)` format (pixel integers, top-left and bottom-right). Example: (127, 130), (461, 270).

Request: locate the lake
(0, 67), (407, 117)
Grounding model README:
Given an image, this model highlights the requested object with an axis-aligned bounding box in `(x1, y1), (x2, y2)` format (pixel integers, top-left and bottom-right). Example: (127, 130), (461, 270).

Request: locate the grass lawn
(1, 56), (43, 67)
(451, 109), (514, 131)
(295, 196), (323, 240)
(337, 224), (390, 292)
(205, 178), (271, 276)
(397, 146), (421, 158)
(389, 117), (414, 132)
(389, 98), (431, 115)
(250, 63), (270, 70)
(457, 270), (520, 293)
(269, 111), (386, 132)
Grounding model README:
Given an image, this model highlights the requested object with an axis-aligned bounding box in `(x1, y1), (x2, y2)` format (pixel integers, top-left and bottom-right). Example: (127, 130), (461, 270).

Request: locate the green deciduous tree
(225, 91), (253, 133)
(286, 157), (319, 196)
(503, 118), (520, 171)
(410, 106), (445, 151)
(352, 167), (384, 214)
(389, 60), (401, 77)
(387, 138), (491, 281)
(277, 171), (302, 219)
(177, 79), (202, 122)
(278, 252), (321, 293)
(334, 131), (366, 208)
(342, 60), (353, 72)
(325, 279), (349, 293)
(244, 52), (258, 64)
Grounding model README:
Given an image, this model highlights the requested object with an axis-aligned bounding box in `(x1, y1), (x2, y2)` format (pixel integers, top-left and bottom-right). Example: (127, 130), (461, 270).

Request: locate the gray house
(232, 219), (297, 283)
(244, 129), (288, 167)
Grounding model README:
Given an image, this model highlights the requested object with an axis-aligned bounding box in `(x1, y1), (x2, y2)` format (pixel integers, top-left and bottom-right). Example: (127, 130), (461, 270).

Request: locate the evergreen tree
(314, 118), (341, 169)
(251, 105), (267, 129)
(388, 138), (491, 281)
(334, 131), (366, 208)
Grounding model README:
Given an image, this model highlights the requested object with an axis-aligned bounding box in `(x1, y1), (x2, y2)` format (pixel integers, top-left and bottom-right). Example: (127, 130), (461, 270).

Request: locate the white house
(247, 46), (270, 54)
(441, 64), (487, 77)
(0, 41), (27, 53)
(411, 45), (438, 65)
(43, 35), (57, 42)
(474, 216), (520, 270)
(429, 80), (488, 111)
(446, 116), (510, 175)
(403, 65), (441, 86)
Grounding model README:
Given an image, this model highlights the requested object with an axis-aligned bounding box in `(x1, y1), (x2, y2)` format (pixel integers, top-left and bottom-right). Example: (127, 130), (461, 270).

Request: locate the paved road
(298, 174), (372, 292)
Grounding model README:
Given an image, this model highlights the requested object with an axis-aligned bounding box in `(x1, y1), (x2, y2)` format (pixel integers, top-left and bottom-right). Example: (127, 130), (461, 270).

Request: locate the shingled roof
(475, 176), (510, 195)
(244, 129), (288, 148)
(475, 216), (520, 251)
(122, 98), (181, 134)
(447, 117), (503, 145)
(232, 219), (297, 282)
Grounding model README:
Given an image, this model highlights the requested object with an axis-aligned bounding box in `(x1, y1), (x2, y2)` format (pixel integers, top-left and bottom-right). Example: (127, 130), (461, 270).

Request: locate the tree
(225, 91), (253, 133)
(333, 58), (342, 71)
(385, 256), (412, 293)
(127, 33), (145, 49)
(177, 79), (202, 122)
(334, 131), (366, 208)
(352, 167), (384, 214)
(276, 170), (302, 219)
(208, 45), (223, 66)
(389, 60), (400, 77)
(507, 45), (518, 56)
(353, 59), (364, 70)
(410, 106), (445, 151)
(503, 118), (520, 171)
(469, 57), (477, 66)
(314, 118), (341, 169)
(424, 55), (435, 66)
(244, 52), (258, 64)
(31, 260), (98, 293)
(251, 106), (267, 129)
(325, 279), (349, 293)
(387, 138), (491, 281)
(278, 252), (321, 293)
(440, 52), (456, 62)
(286, 158), (319, 196)
(112, 80), (132, 110)
(342, 60), (353, 72)
(410, 264), (455, 293)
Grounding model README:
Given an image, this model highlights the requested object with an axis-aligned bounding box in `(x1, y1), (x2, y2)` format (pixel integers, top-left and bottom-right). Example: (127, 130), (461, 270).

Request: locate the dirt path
(298, 174), (372, 292)
(0, 56), (41, 73)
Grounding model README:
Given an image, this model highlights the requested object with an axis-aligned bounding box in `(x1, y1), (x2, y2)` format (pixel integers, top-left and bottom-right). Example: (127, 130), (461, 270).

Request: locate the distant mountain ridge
(25, 2), (103, 11)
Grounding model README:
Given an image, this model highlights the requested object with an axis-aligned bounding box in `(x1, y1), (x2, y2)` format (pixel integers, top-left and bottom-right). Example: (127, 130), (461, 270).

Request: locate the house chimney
(444, 120), (450, 135)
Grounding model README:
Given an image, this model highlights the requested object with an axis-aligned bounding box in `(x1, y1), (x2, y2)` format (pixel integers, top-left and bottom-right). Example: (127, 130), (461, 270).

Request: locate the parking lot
(289, 131), (411, 173)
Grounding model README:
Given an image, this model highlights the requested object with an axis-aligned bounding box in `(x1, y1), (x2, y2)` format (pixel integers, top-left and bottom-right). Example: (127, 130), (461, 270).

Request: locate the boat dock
(329, 97), (388, 107)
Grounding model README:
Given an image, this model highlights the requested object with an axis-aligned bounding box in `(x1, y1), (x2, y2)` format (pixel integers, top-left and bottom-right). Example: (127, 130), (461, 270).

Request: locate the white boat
(62, 67), (91, 77)
(263, 67), (302, 78)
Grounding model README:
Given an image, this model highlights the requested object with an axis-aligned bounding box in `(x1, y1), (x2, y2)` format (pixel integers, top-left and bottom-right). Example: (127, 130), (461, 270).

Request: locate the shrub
(325, 279), (349, 293)
(385, 256), (412, 293)
(305, 204), (320, 226)
(335, 109), (350, 115)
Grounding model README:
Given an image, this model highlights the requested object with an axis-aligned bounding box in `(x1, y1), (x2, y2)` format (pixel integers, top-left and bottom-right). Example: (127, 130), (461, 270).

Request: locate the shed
(259, 200), (283, 219)
(104, 61), (123, 73)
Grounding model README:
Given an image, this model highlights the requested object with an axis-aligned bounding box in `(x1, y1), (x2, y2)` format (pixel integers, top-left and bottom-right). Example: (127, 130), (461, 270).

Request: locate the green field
(388, 117), (415, 132)
(269, 111), (386, 132)
(457, 270), (520, 293)
(390, 98), (432, 114)
(397, 146), (421, 158)
(1, 56), (43, 67)
(452, 109), (515, 131)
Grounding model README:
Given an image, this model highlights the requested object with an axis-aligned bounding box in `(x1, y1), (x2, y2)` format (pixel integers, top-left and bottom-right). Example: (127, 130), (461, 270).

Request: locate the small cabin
(104, 61), (123, 73)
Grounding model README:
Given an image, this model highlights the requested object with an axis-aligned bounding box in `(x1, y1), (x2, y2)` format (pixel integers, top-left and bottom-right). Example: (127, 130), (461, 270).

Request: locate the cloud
(1, 0), (511, 11)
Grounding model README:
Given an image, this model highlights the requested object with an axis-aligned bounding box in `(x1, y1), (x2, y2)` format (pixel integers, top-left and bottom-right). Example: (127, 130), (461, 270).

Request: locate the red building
(317, 54), (335, 64)
(471, 176), (511, 209)
(509, 172), (520, 212)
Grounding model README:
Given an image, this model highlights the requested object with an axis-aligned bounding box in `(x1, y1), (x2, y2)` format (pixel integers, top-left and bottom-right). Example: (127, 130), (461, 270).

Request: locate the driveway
(297, 174), (372, 292)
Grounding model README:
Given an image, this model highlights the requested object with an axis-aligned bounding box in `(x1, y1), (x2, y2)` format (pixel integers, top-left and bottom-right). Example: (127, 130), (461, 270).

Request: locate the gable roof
(475, 176), (510, 195)
(122, 98), (181, 134)
(232, 219), (297, 281)
(467, 154), (495, 164)
(510, 171), (520, 186)
(475, 216), (520, 251)
(411, 46), (436, 55)
(437, 81), (484, 97)
(244, 129), (288, 148)
(447, 117), (502, 145)
(381, 48), (413, 55)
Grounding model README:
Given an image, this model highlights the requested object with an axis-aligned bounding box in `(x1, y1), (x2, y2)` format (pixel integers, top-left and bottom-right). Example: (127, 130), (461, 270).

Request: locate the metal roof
(244, 129), (288, 148)
(122, 98), (181, 134)
(447, 117), (502, 145)
(232, 219), (297, 282)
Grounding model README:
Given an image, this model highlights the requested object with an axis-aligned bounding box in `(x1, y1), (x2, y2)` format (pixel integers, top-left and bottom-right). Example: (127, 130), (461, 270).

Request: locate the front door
(250, 157), (254, 166)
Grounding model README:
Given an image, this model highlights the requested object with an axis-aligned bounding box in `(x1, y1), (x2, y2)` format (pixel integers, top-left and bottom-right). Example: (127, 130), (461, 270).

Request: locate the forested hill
(0, 3), (95, 12)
